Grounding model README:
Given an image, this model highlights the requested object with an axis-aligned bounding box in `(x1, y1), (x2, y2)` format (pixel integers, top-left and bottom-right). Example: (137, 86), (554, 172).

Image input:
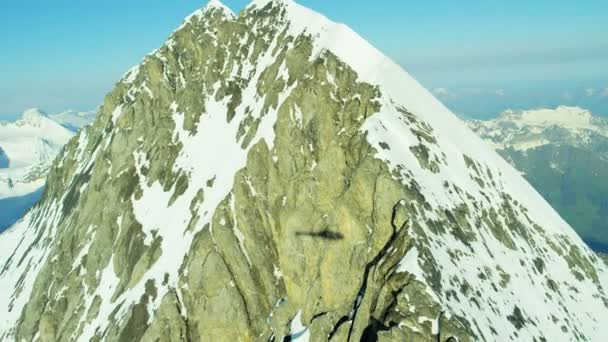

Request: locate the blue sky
(1, 0), (607, 120)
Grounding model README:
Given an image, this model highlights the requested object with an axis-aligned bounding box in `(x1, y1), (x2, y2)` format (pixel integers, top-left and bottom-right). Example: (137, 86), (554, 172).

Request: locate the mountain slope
(1, 1), (607, 341)
(468, 106), (608, 250)
(0, 109), (74, 231)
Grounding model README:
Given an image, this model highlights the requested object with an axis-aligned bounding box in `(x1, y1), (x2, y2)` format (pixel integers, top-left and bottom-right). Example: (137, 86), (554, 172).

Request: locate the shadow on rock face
(295, 229), (344, 240)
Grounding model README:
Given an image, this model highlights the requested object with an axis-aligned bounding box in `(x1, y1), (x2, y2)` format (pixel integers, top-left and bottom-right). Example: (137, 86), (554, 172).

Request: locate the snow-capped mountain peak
(1, 109), (73, 149)
(21, 107), (48, 119)
(16, 108), (50, 127)
(204, 0), (234, 15)
(1, 2), (607, 341)
(179, 0), (234, 30)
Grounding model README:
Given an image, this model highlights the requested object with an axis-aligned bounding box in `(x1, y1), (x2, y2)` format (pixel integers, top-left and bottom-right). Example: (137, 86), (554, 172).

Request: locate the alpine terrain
(468, 106), (608, 252)
(1, 1), (607, 341)
(0, 109), (74, 231)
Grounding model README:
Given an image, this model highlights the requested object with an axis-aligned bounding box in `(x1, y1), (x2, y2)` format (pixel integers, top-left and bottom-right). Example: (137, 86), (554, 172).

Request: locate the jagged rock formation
(1, 1), (608, 341)
(468, 106), (608, 250)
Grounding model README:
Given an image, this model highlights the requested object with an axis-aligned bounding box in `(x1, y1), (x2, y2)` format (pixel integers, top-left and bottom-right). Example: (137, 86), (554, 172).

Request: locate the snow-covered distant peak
(17, 108), (50, 127)
(0, 108), (95, 133)
(0, 108), (75, 199)
(0, 109), (73, 143)
(468, 106), (608, 152)
(499, 106), (595, 129)
(49, 109), (97, 131)
(21, 108), (48, 119)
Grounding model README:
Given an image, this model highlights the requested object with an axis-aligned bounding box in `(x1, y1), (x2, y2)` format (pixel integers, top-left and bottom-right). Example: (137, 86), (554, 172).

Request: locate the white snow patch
(111, 105), (123, 125)
(288, 310), (310, 341)
(123, 65), (140, 84)
(230, 194), (252, 266)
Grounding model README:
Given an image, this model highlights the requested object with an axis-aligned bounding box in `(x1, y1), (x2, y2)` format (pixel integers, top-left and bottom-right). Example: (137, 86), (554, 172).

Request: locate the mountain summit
(1, 1), (607, 341)
(20, 108), (49, 123)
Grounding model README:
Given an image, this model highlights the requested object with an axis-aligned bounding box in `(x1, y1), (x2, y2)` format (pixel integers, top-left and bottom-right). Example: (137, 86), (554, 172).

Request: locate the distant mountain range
(468, 106), (608, 252)
(0, 108), (95, 231)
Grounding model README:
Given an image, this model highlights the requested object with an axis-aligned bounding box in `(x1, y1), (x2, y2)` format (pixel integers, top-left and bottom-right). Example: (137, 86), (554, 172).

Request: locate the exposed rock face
(1, 1), (608, 342)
